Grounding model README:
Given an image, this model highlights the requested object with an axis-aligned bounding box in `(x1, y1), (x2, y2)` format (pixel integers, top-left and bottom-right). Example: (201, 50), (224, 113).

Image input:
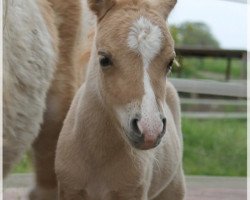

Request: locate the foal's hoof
(29, 187), (58, 200)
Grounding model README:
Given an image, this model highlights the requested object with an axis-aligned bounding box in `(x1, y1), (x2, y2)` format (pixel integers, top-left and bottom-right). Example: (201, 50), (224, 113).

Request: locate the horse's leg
(152, 168), (185, 200)
(29, 0), (84, 198)
(30, 73), (80, 200)
(29, 99), (65, 200)
(30, 81), (80, 200)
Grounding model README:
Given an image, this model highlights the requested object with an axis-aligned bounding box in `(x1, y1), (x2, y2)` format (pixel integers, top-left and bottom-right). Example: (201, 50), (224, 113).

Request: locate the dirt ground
(3, 174), (247, 200)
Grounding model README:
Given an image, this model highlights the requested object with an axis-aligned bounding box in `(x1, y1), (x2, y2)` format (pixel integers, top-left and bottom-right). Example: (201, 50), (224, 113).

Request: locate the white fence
(171, 78), (247, 98)
(170, 78), (247, 119)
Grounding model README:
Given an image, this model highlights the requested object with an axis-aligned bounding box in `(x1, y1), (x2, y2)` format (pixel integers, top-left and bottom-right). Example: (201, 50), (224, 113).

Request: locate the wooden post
(225, 58), (231, 81)
(241, 52), (247, 79)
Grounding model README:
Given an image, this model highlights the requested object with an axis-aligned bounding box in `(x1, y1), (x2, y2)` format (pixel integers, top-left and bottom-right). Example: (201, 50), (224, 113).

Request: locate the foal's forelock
(128, 16), (163, 67)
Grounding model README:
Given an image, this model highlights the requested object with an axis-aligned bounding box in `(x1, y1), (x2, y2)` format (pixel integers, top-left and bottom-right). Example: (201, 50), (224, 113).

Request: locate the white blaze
(128, 16), (163, 134)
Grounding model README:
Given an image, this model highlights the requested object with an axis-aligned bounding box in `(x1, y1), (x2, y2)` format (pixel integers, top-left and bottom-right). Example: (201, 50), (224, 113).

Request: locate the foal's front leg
(152, 168), (185, 200)
(59, 184), (85, 200)
(116, 185), (149, 200)
(58, 184), (149, 200)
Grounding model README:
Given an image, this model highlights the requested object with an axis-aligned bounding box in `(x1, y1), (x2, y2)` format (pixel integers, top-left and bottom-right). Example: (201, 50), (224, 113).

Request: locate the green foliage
(169, 22), (243, 80)
(172, 57), (242, 80)
(182, 118), (247, 177)
(170, 22), (220, 48)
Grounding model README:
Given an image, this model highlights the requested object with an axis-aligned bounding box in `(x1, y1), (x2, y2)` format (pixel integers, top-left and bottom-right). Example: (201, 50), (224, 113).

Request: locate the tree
(170, 22), (220, 48)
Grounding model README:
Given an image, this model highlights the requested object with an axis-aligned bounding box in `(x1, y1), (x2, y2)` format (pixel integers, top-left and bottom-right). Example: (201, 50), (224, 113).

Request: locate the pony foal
(56, 0), (185, 199)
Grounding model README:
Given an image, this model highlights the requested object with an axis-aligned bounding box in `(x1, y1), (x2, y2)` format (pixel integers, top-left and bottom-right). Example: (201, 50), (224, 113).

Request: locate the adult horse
(3, 0), (90, 199)
(55, 0), (185, 199)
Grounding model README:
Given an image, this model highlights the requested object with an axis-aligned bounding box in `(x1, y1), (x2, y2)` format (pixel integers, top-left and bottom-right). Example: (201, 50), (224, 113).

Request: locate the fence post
(225, 58), (231, 81)
(241, 52), (247, 79)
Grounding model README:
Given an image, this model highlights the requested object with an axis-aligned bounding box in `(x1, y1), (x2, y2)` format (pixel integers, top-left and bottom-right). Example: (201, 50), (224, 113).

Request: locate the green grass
(172, 57), (243, 80)
(182, 118), (247, 177)
(12, 152), (33, 173)
(13, 119), (247, 177)
(201, 58), (241, 77)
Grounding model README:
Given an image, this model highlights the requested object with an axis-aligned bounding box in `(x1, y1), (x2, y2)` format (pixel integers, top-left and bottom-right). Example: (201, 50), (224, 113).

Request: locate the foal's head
(88, 0), (177, 150)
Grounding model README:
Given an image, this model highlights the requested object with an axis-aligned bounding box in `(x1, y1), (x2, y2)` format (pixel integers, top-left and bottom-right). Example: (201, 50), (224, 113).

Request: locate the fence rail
(170, 78), (247, 119)
(180, 98), (246, 106)
(170, 78), (247, 98)
(182, 112), (246, 119)
(171, 47), (247, 119)
(175, 47), (246, 59)
(175, 47), (247, 81)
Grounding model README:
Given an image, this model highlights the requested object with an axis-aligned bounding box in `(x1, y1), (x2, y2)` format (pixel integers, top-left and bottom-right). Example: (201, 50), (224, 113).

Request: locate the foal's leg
(59, 183), (85, 200)
(153, 168), (185, 200)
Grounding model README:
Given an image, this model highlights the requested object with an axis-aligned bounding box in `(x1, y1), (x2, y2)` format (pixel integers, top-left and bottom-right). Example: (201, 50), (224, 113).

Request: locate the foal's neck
(79, 84), (128, 163)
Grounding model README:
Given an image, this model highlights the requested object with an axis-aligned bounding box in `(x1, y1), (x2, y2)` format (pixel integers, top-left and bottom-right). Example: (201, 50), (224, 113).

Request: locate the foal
(56, 0), (185, 199)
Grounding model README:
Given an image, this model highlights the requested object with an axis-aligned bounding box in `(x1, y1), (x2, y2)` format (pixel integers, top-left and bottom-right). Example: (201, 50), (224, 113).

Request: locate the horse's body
(3, 0), (90, 199)
(56, 0), (185, 199)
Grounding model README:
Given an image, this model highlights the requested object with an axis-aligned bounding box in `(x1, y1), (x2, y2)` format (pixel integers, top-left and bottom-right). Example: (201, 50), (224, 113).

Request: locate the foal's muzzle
(128, 115), (166, 150)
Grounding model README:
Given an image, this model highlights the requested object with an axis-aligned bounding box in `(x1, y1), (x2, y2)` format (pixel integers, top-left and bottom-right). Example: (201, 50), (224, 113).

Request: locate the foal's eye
(99, 55), (112, 68)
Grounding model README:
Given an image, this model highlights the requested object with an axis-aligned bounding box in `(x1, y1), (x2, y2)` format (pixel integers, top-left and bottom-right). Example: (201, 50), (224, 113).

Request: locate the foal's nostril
(162, 118), (167, 134)
(131, 118), (142, 136)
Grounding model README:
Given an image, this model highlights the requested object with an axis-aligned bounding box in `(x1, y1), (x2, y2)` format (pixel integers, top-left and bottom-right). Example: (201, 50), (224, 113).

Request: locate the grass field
(172, 57), (243, 80)
(182, 118), (247, 177)
(13, 118), (247, 177)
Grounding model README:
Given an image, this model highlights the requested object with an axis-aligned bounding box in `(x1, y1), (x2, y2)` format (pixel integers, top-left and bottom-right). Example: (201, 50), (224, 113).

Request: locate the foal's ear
(149, 0), (177, 19)
(88, 0), (116, 20)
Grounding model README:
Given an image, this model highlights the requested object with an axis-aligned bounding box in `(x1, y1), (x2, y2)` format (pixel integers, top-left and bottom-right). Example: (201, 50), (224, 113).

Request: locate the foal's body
(57, 82), (185, 199)
(56, 0), (185, 199)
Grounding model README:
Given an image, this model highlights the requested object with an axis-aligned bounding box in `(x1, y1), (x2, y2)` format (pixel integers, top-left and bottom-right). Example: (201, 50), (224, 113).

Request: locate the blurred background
(168, 0), (247, 177)
(13, 0), (247, 178)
